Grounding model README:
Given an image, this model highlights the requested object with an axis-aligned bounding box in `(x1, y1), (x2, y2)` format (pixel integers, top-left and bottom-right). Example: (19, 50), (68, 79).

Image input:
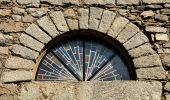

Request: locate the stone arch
(10, 7), (165, 81)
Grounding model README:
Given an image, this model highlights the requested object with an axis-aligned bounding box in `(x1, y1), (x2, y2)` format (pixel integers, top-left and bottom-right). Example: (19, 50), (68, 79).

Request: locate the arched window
(35, 31), (135, 81)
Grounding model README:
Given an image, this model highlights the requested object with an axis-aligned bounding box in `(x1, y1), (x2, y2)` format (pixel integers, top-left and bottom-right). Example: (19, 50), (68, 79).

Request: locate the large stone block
(78, 8), (89, 29)
(17, 0), (40, 7)
(117, 0), (140, 5)
(5, 56), (34, 69)
(25, 23), (52, 44)
(12, 44), (39, 60)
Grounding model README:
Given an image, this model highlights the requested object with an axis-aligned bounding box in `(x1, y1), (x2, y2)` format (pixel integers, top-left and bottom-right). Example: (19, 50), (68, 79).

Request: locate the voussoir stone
(40, 0), (62, 5)
(25, 23), (51, 44)
(78, 8), (89, 29)
(66, 19), (79, 30)
(98, 10), (116, 33)
(136, 67), (166, 79)
(108, 16), (129, 38)
(20, 34), (44, 52)
(89, 7), (103, 30)
(116, 22), (140, 43)
(117, 0), (140, 5)
(145, 26), (167, 33)
(17, 0), (40, 7)
(128, 43), (155, 58)
(5, 56), (34, 69)
(37, 16), (59, 38)
(133, 54), (162, 68)
(12, 44), (39, 60)
(123, 31), (149, 50)
(3, 70), (32, 82)
(142, 0), (165, 4)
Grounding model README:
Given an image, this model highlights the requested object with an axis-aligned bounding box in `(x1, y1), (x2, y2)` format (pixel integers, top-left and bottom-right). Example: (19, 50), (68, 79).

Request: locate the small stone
(0, 84), (17, 95)
(165, 94), (170, 100)
(17, 0), (40, 7)
(40, 0), (63, 5)
(164, 4), (170, 8)
(164, 41), (170, 48)
(64, 8), (76, 17)
(12, 15), (22, 21)
(12, 44), (39, 60)
(161, 55), (170, 67)
(155, 34), (169, 42)
(165, 82), (170, 92)
(146, 5), (163, 9)
(0, 33), (6, 45)
(117, 0), (139, 5)
(62, 0), (80, 5)
(0, 0), (11, 3)
(154, 14), (169, 22)
(0, 9), (11, 16)
(161, 9), (170, 15)
(78, 8), (89, 29)
(22, 15), (35, 22)
(142, 0), (165, 4)
(26, 8), (49, 17)
(118, 9), (129, 16)
(145, 26), (167, 33)
(0, 47), (8, 55)
(12, 7), (25, 15)
(66, 19), (79, 30)
(84, 0), (115, 5)
(3, 70), (32, 82)
(141, 10), (155, 18)
(5, 56), (34, 69)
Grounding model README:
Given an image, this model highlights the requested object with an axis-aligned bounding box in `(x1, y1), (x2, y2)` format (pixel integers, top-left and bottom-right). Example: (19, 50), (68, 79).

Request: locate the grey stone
(78, 8), (89, 29)
(50, 11), (69, 32)
(12, 44), (39, 60)
(155, 34), (169, 42)
(142, 0), (165, 4)
(128, 43), (155, 58)
(98, 10), (116, 33)
(161, 55), (170, 67)
(22, 15), (35, 23)
(0, 0), (10, 3)
(20, 34), (44, 52)
(145, 26), (167, 33)
(62, 0), (80, 5)
(84, 0), (115, 5)
(117, 0), (140, 5)
(154, 14), (169, 22)
(108, 16), (129, 38)
(141, 10), (155, 18)
(12, 15), (22, 21)
(123, 32), (149, 50)
(40, 0), (62, 5)
(12, 7), (25, 15)
(3, 70), (32, 82)
(89, 7), (103, 30)
(161, 9), (170, 15)
(66, 19), (79, 30)
(26, 8), (49, 17)
(116, 23), (140, 43)
(136, 67), (166, 79)
(18, 81), (162, 100)
(146, 5), (163, 9)
(37, 16), (59, 38)
(25, 23), (52, 44)
(5, 56), (34, 69)
(17, 0), (40, 7)
(164, 4), (170, 8)
(165, 82), (170, 92)
(133, 54), (162, 68)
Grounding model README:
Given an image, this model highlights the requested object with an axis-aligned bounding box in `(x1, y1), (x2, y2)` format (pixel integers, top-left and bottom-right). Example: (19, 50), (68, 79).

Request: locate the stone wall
(0, 0), (170, 99)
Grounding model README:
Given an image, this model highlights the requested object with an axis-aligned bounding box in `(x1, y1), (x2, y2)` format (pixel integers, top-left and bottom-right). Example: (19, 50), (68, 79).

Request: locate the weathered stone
(0, 47), (8, 55)
(98, 10), (116, 33)
(145, 26), (167, 33)
(117, 23), (140, 43)
(0, 60), (2, 68)
(18, 81), (162, 100)
(155, 34), (169, 42)
(154, 14), (169, 22)
(20, 34), (44, 52)
(0, 33), (5, 45)
(40, 0), (62, 5)
(66, 19), (79, 30)
(0, 0), (10, 3)
(0, 84), (17, 95)
(164, 41), (170, 48)
(118, 9), (129, 16)
(146, 5), (163, 9)
(12, 44), (39, 60)
(78, 8), (89, 29)
(128, 43), (155, 58)
(22, 15), (35, 22)
(50, 11), (69, 32)
(84, 0), (115, 5)
(5, 56), (34, 69)
(25, 23), (51, 44)
(89, 7), (103, 30)
(12, 7), (25, 15)
(164, 4), (170, 8)
(0, 9), (11, 16)
(37, 16), (59, 38)
(133, 54), (162, 68)
(12, 15), (22, 21)
(0, 20), (24, 32)
(142, 0), (165, 4)
(141, 10), (155, 18)
(161, 9), (170, 15)
(165, 94), (170, 100)
(17, 0), (40, 7)
(117, 0), (140, 5)
(62, 0), (80, 5)
(136, 67), (166, 79)
(108, 16), (129, 38)
(3, 70), (32, 82)
(64, 8), (76, 17)
(165, 82), (170, 92)
(161, 55), (170, 67)
(26, 8), (49, 17)
(124, 32), (149, 50)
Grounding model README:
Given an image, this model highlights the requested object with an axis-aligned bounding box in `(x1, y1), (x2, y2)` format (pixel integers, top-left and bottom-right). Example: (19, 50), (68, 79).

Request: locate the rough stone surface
(78, 8), (89, 29)
(62, 0), (79, 5)
(84, 0), (115, 5)
(145, 26), (167, 33)
(108, 16), (129, 38)
(12, 7), (25, 15)
(22, 15), (35, 22)
(0, 84), (17, 95)
(25, 23), (51, 44)
(0, 0), (10, 3)
(18, 81), (162, 100)
(89, 7), (103, 30)
(165, 82), (170, 92)
(26, 8), (49, 17)
(0, 47), (8, 55)
(133, 54), (162, 68)
(5, 56), (34, 69)
(117, 0), (140, 5)
(64, 8), (76, 17)
(12, 44), (39, 60)
(50, 11), (69, 32)
(17, 0), (40, 7)
(141, 10), (155, 18)
(12, 15), (22, 22)
(154, 14), (169, 22)
(165, 94), (170, 100)
(128, 43), (155, 58)
(142, 0), (165, 4)
(0, 9), (11, 16)
(123, 32), (149, 50)
(136, 67), (166, 79)
(161, 9), (170, 15)
(3, 70), (32, 82)
(116, 23), (140, 43)
(155, 34), (169, 42)
(161, 55), (170, 67)
(37, 16), (59, 38)
(66, 19), (79, 30)
(40, 0), (62, 5)
(20, 34), (44, 52)
(98, 10), (116, 33)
